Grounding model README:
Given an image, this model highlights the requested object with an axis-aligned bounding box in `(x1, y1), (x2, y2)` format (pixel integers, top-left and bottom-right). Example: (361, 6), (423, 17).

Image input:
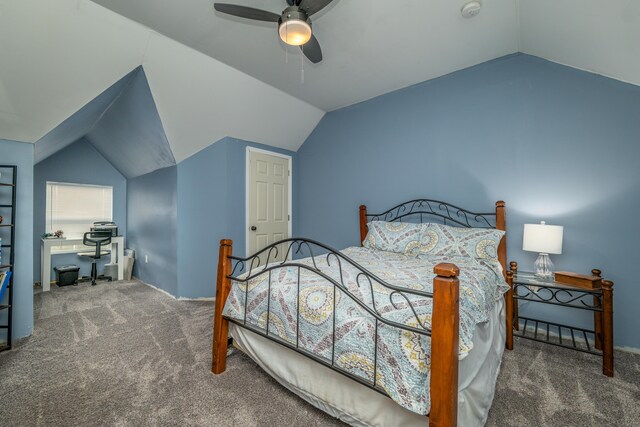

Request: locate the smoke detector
(461, 1), (482, 18)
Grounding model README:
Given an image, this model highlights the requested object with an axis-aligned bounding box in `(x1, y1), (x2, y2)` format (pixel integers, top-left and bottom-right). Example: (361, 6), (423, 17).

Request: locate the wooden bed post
(359, 205), (368, 246)
(212, 239), (233, 374)
(495, 201), (515, 345)
(601, 279), (614, 377)
(429, 263), (460, 427)
(505, 268), (514, 350)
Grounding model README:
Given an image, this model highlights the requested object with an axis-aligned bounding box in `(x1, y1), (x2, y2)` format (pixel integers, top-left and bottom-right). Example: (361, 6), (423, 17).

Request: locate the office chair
(78, 231), (112, 286)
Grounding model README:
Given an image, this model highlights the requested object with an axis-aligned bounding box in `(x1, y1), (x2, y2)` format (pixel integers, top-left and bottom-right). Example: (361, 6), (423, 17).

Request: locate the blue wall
(86, 68), (175, 179)
(295, 54), (640, 349)
(127, 166), (178, 295)
(34, 69), (137, 164)
(0, 140), (34, 340)
(176, 140), (226, 299)
(177, 137), (295, 298)
(33, 139), (127, 281)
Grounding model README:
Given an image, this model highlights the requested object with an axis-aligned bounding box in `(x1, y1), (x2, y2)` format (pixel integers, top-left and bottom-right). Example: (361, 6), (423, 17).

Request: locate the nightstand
(505, 261), (614, 377)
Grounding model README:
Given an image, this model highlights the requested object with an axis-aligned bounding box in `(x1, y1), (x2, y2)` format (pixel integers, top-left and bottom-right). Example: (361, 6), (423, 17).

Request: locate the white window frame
(45, 181), (114, 240)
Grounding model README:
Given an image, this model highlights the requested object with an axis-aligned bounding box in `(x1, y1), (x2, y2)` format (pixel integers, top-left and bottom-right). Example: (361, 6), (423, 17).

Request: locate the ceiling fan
(214, 0), (336, 64)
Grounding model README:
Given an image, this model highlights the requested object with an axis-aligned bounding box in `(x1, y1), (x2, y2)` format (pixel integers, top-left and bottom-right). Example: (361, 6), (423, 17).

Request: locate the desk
(41, 236), (125, 292)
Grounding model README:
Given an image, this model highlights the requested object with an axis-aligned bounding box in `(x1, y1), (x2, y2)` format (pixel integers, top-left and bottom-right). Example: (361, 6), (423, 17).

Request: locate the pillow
(419, 223), (505, 261)
(363, 221), (423, 256)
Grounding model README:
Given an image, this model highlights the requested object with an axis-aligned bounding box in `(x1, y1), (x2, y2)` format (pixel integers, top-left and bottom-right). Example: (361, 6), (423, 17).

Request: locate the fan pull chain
(300, 45), (305, 84)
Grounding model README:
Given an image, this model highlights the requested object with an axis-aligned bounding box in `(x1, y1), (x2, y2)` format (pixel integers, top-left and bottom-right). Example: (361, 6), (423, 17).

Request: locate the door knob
(250, 226), (257, 231)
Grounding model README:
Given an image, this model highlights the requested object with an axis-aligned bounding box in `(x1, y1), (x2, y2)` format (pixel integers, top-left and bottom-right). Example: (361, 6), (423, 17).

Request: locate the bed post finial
(212, 239), (233, 374)
(359, 205), (368, 246)
(430, 263), (460, 427)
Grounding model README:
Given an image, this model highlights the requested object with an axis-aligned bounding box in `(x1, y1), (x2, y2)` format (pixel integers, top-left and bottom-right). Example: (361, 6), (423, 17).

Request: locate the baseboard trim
(616, 345), (640, 355)
(133, 276), (215, 302)
(178, 296), (216, 302)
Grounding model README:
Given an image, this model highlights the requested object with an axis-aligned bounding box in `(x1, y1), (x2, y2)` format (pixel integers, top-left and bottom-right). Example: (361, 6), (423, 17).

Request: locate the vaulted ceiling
(89, 0), (640, 109)
(90, 0), (520, 111)
(0, 0), (323, 162)
(1, 0), (638, 164)
(33, 70), (137, 165)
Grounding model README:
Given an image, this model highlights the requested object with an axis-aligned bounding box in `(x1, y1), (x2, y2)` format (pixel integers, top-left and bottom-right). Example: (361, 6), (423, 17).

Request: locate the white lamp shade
(523, 222), (563, 255)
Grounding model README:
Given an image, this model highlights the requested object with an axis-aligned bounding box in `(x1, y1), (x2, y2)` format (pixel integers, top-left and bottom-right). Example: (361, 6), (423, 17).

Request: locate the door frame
(245, 146), (293, 257)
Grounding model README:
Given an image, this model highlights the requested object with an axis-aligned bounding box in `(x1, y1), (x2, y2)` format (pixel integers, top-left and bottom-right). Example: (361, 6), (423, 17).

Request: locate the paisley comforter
(222, 246), (508, 415)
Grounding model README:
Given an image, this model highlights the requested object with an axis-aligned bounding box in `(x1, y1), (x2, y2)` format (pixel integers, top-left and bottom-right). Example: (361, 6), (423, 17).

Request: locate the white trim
(135, 277), (176, 299)
(46, 181), (114, 189)
(178, 296), (216, 302)
(616, 345), (640, 355)
(246, 146), (293, 160)
(135, 276), (215, 301)
(245, 146), (293, 258)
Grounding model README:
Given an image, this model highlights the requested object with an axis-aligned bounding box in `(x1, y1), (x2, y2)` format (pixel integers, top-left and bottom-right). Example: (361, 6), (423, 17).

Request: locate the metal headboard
(365, 199), (498, 229)
(359, 199), (507, 274)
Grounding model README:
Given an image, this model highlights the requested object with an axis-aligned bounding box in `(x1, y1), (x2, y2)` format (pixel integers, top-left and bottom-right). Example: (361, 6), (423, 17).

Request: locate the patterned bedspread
(222, 246), (508, 415)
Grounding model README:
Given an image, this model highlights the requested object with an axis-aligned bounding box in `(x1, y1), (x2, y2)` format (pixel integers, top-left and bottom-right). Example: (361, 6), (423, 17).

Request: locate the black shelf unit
(0, 165), (16, 352)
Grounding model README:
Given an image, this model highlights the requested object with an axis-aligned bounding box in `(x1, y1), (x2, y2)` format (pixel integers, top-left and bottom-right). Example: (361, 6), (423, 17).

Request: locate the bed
(212, 199), (514, 427)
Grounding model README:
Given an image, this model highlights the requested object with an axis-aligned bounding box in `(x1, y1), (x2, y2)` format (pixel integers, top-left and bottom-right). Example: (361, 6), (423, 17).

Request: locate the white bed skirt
(230, 299), (506, 427)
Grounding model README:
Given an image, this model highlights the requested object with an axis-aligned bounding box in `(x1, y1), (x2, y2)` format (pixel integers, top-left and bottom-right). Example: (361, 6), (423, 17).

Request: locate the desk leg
(42, 243), (51, 292)
(117, 241), (124, 281)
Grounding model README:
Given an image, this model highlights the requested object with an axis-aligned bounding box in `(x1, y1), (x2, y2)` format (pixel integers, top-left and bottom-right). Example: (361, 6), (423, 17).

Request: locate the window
(46, 182), (113, 239)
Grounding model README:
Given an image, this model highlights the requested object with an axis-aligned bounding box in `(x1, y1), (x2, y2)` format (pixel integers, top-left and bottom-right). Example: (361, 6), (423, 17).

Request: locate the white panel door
(248, 150), (290, 263)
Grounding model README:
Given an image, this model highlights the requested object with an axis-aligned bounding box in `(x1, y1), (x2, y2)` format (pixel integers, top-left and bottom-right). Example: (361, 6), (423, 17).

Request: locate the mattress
(231, 298), (505, 427)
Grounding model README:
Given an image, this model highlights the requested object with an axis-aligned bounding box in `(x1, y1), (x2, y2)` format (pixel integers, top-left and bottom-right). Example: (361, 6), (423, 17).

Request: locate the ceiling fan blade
(214, 3), (280, 22)
(298, 0), (335, 16)
(300, 34), (322, 63)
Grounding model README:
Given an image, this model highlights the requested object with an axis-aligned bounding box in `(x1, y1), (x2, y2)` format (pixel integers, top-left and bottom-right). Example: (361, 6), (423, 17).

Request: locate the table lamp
(522, 221), (564, 277)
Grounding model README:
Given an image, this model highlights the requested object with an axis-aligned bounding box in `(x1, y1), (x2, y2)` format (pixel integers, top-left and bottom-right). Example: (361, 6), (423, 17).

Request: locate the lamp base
(534, 253), (554, 278)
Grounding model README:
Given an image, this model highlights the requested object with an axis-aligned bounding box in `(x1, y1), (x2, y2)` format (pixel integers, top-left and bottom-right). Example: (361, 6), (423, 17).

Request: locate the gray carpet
(0, 280), (638, 426)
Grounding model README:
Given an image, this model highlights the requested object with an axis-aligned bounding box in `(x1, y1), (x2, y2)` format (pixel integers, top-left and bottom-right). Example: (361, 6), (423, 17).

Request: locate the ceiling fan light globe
(279, 19), (312, 46)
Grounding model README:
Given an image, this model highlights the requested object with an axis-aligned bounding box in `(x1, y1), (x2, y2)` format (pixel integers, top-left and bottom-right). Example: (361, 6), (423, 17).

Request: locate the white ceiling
(90, 0), (520, 111)
(33, 69), (137, 164)
(0, 0), (148, 144)
(1, 0), (638, 159)
(519, 0), (640, 87)
(0, 0), (323, 161)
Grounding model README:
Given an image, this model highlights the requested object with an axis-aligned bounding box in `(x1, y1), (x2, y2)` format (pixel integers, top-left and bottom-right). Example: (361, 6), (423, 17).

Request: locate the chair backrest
(83, 231), (112, 258)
